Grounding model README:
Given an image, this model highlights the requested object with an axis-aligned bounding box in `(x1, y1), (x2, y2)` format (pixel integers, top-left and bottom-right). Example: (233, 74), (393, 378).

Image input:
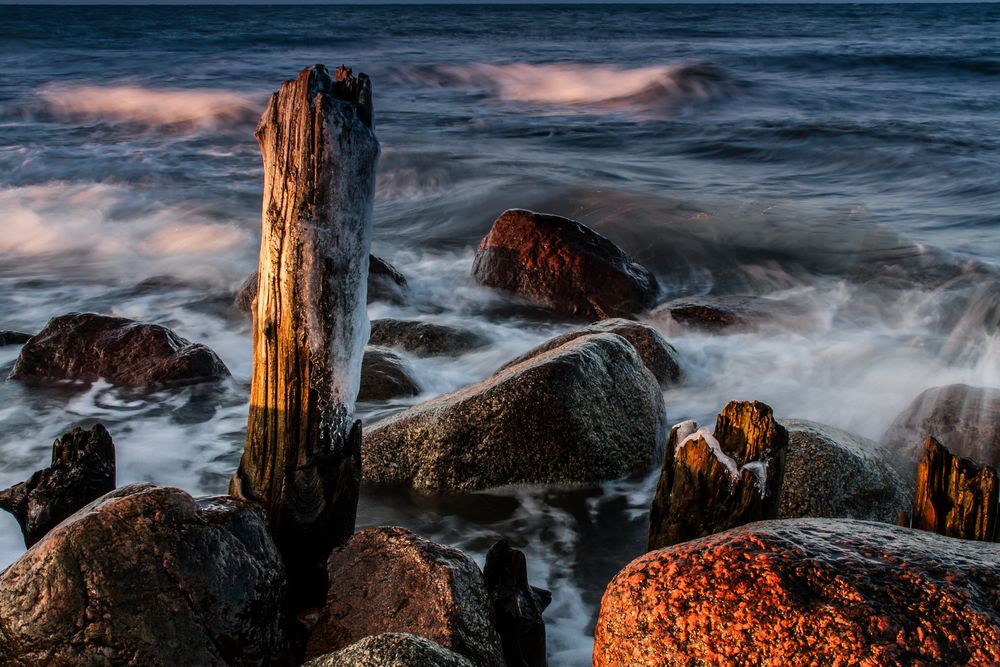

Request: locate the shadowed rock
(0, 331), (32, 346)
(304, 633), (474, 667)
(363, 333), (666, 491)
(912, 436), (998, 541)
(7, 312), (230, 388)
(497, 318), (681, 387)
(595, 519), (1000, 666)
(472, 209), (659, 321)
(483, 540), (550, 667)
(647, 401), (787, 551)
(0, 424), (115, 548)
(359, 347), (421, 401)
(305, 527), (504, 667)
(0, 484), (290, 666)
(648, 295), (803, 334)
(369, 319), (488, 357)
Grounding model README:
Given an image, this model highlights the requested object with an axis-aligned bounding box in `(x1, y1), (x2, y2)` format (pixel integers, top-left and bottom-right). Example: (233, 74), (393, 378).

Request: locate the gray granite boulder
(369, 319), (489, 357)
(304, 633), (474, 667)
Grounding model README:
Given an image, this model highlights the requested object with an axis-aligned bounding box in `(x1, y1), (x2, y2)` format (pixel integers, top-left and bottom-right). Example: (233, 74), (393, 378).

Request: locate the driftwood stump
(230, 64), (379, 606)
(912, 436), (998, 541)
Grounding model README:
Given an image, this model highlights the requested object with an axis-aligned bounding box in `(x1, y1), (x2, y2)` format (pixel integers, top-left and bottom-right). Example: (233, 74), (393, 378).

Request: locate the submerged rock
(0, 331), (32, 346)
(235, 253), (408, 312)
(0, 424), (115, 548)
(648, 295), (802, 334)
(497, 318), (681, 387)
(363, 333), (666, 491)
(778, 419), (911, 524)
(0, 484), (290, 666)
(595, 518), (1000, 666)
(7, 312), (230, 388)
(912, 436), (998, 541)
(305, 527), (504, 667)
(647, 401), (787, 551)
(472, 209), (659, 321)
(304, 633), (474, 667)
(483, 540), (550, 667)
(882, 383), (1000, 471)
(369, 319), (489, 357)
(359, 347), (422, 401)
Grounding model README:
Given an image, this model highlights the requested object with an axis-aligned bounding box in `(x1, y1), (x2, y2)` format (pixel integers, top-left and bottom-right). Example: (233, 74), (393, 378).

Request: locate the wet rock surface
(498, 318), (681, 387)
(368, 319), (489, 357)
(595, 518), (1000, 666)
(0, 484), (290, 667)
(913, 436), (998, 541)
(7, 312), (230, 388)
(0, 331), (32, 346)
(305, 527), (504, 667)
(0, 424), (116, 548)
(882, 383), (1000, 471)
(363, 333), (666, 491)
(303, 633), (475, 667)
(358, 347), (422, 401)
(778, 419), (911, 523)
(648, 295), (801, 334)
(483, 540), (549, 667)
(472, 209), (659, 321)
(647, 401), (787, 551)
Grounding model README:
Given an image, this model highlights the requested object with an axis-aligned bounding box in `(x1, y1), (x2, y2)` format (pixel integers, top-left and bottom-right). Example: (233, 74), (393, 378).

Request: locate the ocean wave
(35, 83), (261, 128)
(385, 62), (731, 111)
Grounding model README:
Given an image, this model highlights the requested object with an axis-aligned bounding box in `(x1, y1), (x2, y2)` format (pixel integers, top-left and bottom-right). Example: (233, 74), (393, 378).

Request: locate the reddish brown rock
(595, 518), (1000, 666)
(472, 209), (659, 321)
(648, 295), (802, 334)
(913, 436), (998, 541)
(0, 484), (290, 666)
(882, 383), (1000, 472)
(0, 423), (115, 548)
(7, 312), (230, 388)
(647, 401), (787, 551)
(305, 527), (504, 667)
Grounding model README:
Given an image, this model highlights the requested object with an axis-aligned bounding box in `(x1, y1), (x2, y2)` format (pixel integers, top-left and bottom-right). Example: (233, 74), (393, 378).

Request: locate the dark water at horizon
(1, 4), (999, 663)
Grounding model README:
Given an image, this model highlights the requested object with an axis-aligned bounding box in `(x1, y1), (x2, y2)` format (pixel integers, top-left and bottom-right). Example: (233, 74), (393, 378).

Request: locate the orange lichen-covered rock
(472, 209), (659, 320)
(595, 518), (1000, 666)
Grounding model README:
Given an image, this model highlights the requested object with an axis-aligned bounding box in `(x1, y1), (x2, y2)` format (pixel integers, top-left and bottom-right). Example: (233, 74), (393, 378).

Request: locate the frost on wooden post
(230, 64), (379, 607)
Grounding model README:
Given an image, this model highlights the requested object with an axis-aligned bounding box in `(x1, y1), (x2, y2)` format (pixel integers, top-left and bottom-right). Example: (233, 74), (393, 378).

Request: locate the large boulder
(595, 518), (1000, 666)
(304, 633), (474, 667)
(363, 333), (666, 491)
(235, 254), (408, 312)
(498, 318), (681, 387)
(369, 319), (489, 357)
(0, 484), (290, 666)
(472, 209), (659, 321)
(0, 424), (116, 548)
(778, 419), (911, 524)
(358, 347), (422, 401)
(881, 384), (1000, 471)
(7, 312), (230, 388)
(304, 527), (504, 667)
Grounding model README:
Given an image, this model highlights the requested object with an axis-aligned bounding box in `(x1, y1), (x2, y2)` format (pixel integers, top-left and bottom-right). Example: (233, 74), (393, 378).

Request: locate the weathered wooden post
(230, 64), (379, 606)
(912, 436), (998, 541)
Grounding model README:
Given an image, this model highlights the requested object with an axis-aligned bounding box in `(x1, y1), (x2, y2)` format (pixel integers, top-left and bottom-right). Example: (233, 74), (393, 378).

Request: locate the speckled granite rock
(0, 484), (290, 667)
(778, 419), (911, 523)
(359, 347), (421, 401)
(498, 318), (681, 387)
(595, 518), (1000, 666)
(369, 319), (489, 357)
(305, 527), (503, 667)
(304, 633), (474, 667)
(362, 333), (666, 490)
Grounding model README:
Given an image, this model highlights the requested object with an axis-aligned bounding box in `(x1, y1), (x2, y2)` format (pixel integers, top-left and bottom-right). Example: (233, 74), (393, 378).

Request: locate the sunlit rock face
(595, 518), (1000, 666)
(472, 209), (659, 321)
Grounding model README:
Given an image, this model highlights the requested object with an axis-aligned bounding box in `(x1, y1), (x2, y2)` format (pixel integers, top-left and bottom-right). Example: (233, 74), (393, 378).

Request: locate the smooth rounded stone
(359, 347), (422, 401)
(7, 312), (230, 388)
(234, 253), (408, 312)
(472, 209), (659, 321)
(0, 423), (116, 548)
(362, 332), (667, 491)
(497, 318), (681, 387)
(0, 331), (33, 346)
(881, 384), (1000, 471)
(778, 419), (911, 524)
(594, 518), (1000, 666)
(368, 319), (489, 357)
(304, 527), (504, 667)
(0, 484), (290, 667)
(648, 295), (802, 334)
(304, 633), (475, 667)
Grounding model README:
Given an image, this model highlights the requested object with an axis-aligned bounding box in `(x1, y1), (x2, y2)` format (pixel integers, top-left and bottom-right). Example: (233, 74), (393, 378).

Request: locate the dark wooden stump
(912, 436), (998, 541)
(229, 64), (380, 608)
